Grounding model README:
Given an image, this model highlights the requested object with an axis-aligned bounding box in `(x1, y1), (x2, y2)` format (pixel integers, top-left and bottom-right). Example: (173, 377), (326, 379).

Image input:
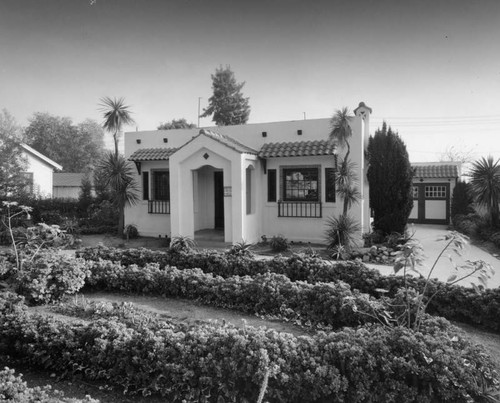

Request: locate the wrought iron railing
(148, 200), (170, 214)
(278, 201), (322, 218)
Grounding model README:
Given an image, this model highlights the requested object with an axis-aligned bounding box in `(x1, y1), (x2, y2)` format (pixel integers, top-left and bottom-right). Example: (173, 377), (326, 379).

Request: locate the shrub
(451, 181), (474, 219)
(15, 252), (90, 304)
(324, 214), (360, 256)
(0, 292), (498, 402)
(169, 235), (196, 253)
(0, 367), (98, 402)
(123, 223), (138, 240)
(269, 234), (289, 252)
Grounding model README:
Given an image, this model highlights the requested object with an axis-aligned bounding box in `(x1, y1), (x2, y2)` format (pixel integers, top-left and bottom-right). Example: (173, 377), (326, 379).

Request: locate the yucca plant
(324, 213), (361, 259)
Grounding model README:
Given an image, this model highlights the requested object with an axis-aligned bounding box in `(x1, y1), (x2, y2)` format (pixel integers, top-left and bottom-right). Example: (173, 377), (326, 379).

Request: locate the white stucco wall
(25, 152), (55, 197)
(124, 103), (372, 244)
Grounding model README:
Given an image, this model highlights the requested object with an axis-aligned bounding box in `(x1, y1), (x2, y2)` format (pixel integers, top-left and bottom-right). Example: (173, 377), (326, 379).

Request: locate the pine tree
(201, 66), (250, 126)
(367, 122), (414, 235)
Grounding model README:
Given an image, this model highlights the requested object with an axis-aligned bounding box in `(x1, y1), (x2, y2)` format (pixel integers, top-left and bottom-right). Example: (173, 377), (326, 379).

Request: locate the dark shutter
(267, 169), (277, 202)
(325, 168), (336, 202)
(142, 172), (149, 200)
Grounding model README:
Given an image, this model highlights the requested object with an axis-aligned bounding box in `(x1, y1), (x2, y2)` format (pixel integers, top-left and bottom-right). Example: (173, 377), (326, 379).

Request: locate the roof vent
(163, 138), (168, 143)
(136, 139), (141, 144)
(297, 130), (302, 135)
(262, 131), (267, 137)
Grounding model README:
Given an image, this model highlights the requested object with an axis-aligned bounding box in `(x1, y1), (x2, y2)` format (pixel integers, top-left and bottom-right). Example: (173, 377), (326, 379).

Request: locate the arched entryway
(193, 165), (225, 243)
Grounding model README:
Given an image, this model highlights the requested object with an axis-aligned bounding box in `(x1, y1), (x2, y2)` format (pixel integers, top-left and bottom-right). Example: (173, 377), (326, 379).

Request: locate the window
(152, 171), (169, 200)
(246, 166), (253, 214)
(267, 169), (277, 202)
(413, 186), (419, 199)
(325, 168), (336, 202)
(283, 168), (319, 201)
(142, 172), (149, 200)
(425, 185), (446, 198)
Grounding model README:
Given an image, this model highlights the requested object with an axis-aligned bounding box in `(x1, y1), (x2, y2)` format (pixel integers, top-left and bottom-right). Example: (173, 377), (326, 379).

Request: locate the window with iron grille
(283, 167), (319, 201)
(325, 168), (336, 202)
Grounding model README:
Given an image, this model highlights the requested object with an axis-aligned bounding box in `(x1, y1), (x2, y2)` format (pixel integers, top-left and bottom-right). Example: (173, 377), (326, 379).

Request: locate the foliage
(78, 244), (500, 332)
(325, 213), (361, 257)
(123, 223), (138, 240)
(24, 113), (104, 172)
(392, 231), (494, 331)
(367, 122), (414, 235)
(201, 65), (251, 126)
(157, 118), (196, 130)
(96, 152), (140, 236)
(78, 174), (94, 215)
(99, 96), (135, 156)
(227, 240), (255, 257)
(470, 156), (500, 227)
(0, 366), (98, 402)
(451, 180), (475, 220)
(14, 251), (89, 304)
(0, 109), (28, 198)
(0, 292), (498, 402)
(269, 234), (289, 252)
(86, 260), (379, 329)
(169, 235), (196, 253)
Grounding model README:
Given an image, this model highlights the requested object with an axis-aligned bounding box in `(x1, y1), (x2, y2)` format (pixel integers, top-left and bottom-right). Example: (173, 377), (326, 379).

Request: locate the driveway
(369, 224), (500, 289)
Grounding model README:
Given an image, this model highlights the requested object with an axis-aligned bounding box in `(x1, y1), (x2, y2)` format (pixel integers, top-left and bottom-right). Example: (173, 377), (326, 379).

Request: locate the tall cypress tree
(367, 122), (414, 235)
(201, 66), (250, 126)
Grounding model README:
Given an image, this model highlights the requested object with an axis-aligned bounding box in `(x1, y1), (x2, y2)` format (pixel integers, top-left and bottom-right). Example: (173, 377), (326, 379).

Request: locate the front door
(214, 171), (224, 228)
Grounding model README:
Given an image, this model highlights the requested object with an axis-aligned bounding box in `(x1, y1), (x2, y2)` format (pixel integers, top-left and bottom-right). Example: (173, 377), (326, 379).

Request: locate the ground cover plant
(1, 291), (499, 402)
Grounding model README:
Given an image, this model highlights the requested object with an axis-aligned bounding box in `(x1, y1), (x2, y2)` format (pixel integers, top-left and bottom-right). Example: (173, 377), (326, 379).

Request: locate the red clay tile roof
(129, 148), (178, 161)
(199, 129), (258, 154)
(258, 140), (336, 158)
(413, 164), (459, 178)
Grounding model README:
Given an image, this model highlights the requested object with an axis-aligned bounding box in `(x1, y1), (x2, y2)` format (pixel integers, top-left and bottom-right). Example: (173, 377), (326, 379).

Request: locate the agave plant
(169, 235), (197, 253)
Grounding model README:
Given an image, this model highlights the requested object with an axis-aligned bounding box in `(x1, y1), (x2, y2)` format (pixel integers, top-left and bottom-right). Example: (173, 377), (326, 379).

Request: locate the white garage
(408, 163), (460, 225)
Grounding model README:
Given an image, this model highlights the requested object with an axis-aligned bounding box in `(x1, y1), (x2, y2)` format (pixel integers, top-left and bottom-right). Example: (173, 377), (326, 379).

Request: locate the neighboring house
(21, 144), (62, 198)
(409, 162), (461, 225)
(124, 102), (372, 244)
(53, 173), (93, 199)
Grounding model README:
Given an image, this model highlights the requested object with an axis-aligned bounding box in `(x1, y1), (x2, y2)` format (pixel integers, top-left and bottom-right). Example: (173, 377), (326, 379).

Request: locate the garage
(408, 163), (460, 225)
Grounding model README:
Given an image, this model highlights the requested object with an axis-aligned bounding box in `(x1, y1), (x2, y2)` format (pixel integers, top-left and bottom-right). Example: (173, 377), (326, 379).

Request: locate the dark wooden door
(214, 171), (224, 228)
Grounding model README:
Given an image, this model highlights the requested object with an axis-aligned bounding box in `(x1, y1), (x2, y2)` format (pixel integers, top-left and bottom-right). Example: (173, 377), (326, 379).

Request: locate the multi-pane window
(425, 185), (446, 198)
(152, 171), (170, 200)
(283, 168), (319, 201)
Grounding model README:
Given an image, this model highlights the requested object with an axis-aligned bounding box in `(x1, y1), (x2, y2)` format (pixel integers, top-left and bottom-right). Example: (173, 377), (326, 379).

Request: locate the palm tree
(328, 107), (360, 214)
(98, 152), (140, 236)
(100, 97), (135, 156)
(470, 156), (500, 227)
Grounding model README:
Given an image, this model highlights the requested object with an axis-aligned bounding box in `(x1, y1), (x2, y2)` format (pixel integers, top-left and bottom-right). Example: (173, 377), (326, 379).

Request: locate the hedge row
(79, 246), (500, 331)
(1, 292), (497, 402)
(86, 260), (380, 329)
(0, 367), (98, 402)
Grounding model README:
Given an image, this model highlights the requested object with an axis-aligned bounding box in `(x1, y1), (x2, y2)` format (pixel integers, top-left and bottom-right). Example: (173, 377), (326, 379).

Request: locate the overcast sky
(1, 0), (499, 162)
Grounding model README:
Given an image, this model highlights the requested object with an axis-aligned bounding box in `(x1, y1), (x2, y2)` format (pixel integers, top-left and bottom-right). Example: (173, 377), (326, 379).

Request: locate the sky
(1, 0), (499, 163)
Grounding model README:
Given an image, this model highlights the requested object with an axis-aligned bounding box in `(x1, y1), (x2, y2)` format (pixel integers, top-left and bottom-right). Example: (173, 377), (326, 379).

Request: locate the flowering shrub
(0, 367), (98, 402)
(0, 292), (498, 402)
(15, 252), (90, 304)
(78, 246), (500, 331)
(86, 260), (381, 329)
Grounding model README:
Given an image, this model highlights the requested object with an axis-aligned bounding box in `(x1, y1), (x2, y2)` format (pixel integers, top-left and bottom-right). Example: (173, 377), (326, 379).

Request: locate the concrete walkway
(368, 224), (500, 289)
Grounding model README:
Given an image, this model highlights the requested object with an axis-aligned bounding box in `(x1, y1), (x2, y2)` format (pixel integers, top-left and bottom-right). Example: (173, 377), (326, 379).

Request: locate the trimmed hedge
(0, 292), (497, 402)
(86, 260), (381, 329)
(78, 246), (500, 332)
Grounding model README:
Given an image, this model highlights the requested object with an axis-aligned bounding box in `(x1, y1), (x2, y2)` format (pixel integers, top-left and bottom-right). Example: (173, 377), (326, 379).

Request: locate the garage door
(408, 183), (450, 224)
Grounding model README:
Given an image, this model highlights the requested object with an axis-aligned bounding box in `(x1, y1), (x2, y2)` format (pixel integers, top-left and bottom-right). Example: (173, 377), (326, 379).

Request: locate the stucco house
(409, 162), (461, 225)
(124, 102), (372, 244)
(21, 144), (62, 198)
